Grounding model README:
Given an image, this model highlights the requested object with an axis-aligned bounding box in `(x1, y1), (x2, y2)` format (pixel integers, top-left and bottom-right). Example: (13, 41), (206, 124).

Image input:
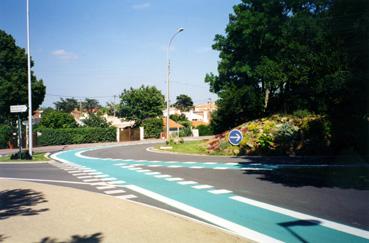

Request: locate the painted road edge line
(230, 196), (369, 240)
(123, 184), (282, 243)
(0, 177), (90, 185)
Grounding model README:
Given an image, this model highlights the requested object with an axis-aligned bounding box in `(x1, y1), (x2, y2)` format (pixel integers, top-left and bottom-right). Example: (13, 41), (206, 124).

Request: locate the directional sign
(10, 105), (27, 113)
(228, 129), (243, 145)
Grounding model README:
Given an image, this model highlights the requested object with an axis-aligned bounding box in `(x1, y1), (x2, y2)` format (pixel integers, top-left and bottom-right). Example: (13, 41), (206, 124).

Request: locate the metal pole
(26, 0), (33, 157)
(166, 28), (184, 142)
(18, 114), (22, 159)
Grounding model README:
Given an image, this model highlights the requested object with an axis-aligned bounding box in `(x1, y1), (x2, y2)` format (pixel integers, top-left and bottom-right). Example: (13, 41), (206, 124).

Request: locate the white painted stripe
(71, 173), (87, 176)
(226, 163), (238, 165)
(165, 161), (177, 163)
(131, 164), (142, 166)
(94, 175), (109, 178)
(190, 166), (203, 169)
(166, 177), (183, 181)
(192, 185), (214, 189)
(123, 184), (281, 242)
(128, 167), (141, 170)
(121, 165), (136, 168)
(104, 190), (125, 195)
(168, 165), (182, 168)
(147, 164), (162, 167)
(68, 170), (82, 173)
(0, 177), (90, 185)
(209, 189), (232, 194)
(214, 167), (228, 170)
(178, 181), (198, 185)
(88, 172), (103, 175)
(184, 162), (196, 164)
(83, 179), (101, 182)
(230, 196), (369, 240)
(116, 194), (137, 200)
(136, 160), (147, 162)
(146, 172), (160, 175)
(114, 163), (126, 166)
(136, 169), (151, 172)
(97, 185), (116, 190)
(83, 169), (96, 172)
(91, 182), (108, 186)
(77, 176), (94, 179)
(155, 175), (171, 178)
(204, 162), (216, 164)
(109, 180), (126, 184)
(99, 177), (117, 181)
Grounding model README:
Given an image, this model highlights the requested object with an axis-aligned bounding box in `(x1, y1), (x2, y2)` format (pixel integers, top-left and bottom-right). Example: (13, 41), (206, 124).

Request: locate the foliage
(169, 114), (187, 123)
(179, 126), (192, 137)
(36, 127), (116, 146)
(0, 124), (12, 149)
(54, 98), (79, 113)
(119, 85), (165, 126)
(82, 113), (111, 128)
(10, 151), (32, 160)
(195, 125), (214, 136)
(39, 110), (78, 129)
(143, 118), (163, 138)
(173, 94), (194, 112)
(83, 98), (100, 113)
(0, 29), (46, 123)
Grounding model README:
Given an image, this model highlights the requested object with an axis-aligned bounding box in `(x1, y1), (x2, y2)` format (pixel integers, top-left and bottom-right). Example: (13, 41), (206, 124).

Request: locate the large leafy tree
(39, 110), (77, 129)
(83, 98), (100, 113)
(118, 85), (165, 125)
(82, 113), (111, 128)
(0, 30), (46, 123)
(54, 98), (78, 113)
(174, 94), (194, 112)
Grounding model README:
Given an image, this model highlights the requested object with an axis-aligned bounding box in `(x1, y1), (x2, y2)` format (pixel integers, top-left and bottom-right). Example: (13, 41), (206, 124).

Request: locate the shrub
(39, 111), (78, 129)
(0, 124), (12, 149)
(293, 109), (313, 118)
(143, 118), (163, 138)
(82, 113), (111, 128)
(36, 127), (116, 146)
(196, 125), (213, 136)
(179, 126), (192, 137)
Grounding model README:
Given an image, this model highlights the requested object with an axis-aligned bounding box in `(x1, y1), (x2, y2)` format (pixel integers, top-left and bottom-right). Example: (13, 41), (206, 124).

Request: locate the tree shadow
(0, 189), (48, 220)
(278, 220), (321, 243)
(38, 233), (103, 243)
(240, 165), (369, 190)
(0, 234), (8, 242)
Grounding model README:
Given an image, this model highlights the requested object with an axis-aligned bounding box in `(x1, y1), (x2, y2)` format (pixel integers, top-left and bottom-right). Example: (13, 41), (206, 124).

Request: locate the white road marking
(184, 162), (196, 164)
(94, 175), (109, 178)
(155, 175), (171, 178)
(71, 173), (87, 176)
(123, 184), (281, 243)
(68, 170), (82, 173)
(209, 189), (232, 194)
(114, 163), (126, 166)
(214, 167), (228, 170)
(97, 185), (116, 190)
(83, 179), (101, 182)
(121, 165), (136, 168)
(230, 196), (369, 240)
(116, 194), (137, 200)
(168, 165), (182, 168)
(190, 166), (203, 169)
(88, 172), (103, 175)
(0, 177), (90, 185)
(104, 190), (126, 195)
(204, 162), (216, 165)
(128, 167), (141, 170)
(147, 165), (162, 167)
(166, 177), (183, 181)
(146, 172), (160, 175)
(226, 163), (238, 165)
(82, 169), (96, 172)
(99, 177), (117, 181)
(178, 181), (198, 185)
(136, 169), (151, 172)
(77, 176), (94, 179)
(192, 185), (214, 189)
(131, 164), (142, 166)
(165, 161), (177, 163)
(109, 180), (126, 184)
(90, 182), (108, 186)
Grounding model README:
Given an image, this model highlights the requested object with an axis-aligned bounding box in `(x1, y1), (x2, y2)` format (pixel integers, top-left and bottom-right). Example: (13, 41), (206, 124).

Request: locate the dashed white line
(204, 162), (216, 165)
(109, 180), (126, 184)
(136, 169), (151, 172)
(226, 163), (238, 165)
(104, 190), (126, 195)
(116, 194), (137, 200)
(77, 176), (94, 179)
(146, 172), (160, 175)
(166, 177), (183, 181)
(155, 175), (171, 178)
(190, 166), (203, 169)
(128, 167), (141, 170)
(100, 177), (117, 181)
(214, 167), (228, 170)
(178, 181), (198, 185)
(83, 179), (101, 182)
(147, 165), (162, 167)
(97, 185), (116, 190)
(168, 165), (182, 168)
(72, 173), (87, 176)
(184, 162), (196, 164)
(209, 189), (232, 194)
(94, 175), (109, 178)
(192, 185), (214, 189)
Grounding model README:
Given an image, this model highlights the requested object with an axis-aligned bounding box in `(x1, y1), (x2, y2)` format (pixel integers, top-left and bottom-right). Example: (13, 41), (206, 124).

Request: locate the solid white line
(104, 190), (125, 195)
(190, 166), (203, 169)
(214, 167), (228, 170)
(204, 162), (216, 164)
(226, 163), (238, 165)
(147, 164), (162, 167)
(184, 162), (196, 164)
(146, 172), (160, 175)
(116, 194), (137, 200)
(178, 181), (197, 185)
(0, 177), (90, 185)
(123, 184), (281, 242)
(96, 185), (116, 190)
(192, 185), (214, 189)
(165, 161), (177, 163)
(209, 189), (232, 194)
(155, 175), (171, 178)
(168, 165), (182, 168)
(230, 196), (369, 240)
(166, 177), (183, 181)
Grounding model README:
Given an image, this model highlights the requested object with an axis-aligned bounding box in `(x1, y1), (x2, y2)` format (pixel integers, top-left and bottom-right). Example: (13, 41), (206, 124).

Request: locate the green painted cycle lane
(54, 149), (369, 243)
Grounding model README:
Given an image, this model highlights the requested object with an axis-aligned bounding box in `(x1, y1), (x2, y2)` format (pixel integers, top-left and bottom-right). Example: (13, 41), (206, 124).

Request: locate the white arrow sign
(230, 134), (241, 141)
(10, 105), (28, 113)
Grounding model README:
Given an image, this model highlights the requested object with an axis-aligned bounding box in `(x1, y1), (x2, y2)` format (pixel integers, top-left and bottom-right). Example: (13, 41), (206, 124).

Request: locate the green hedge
(0, 124), (12, 149)
(36, 127), (116, 146)
(196, 125), (214, 136)
(143, 118), (163, 138)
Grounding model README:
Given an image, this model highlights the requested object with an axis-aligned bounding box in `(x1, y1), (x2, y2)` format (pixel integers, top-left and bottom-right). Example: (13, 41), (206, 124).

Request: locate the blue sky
(0, 0), (239, 107)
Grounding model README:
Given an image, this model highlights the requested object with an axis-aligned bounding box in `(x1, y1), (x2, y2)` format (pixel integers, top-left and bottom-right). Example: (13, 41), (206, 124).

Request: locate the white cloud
(132, 2), (150, 10)
(51, 49), (78, 60)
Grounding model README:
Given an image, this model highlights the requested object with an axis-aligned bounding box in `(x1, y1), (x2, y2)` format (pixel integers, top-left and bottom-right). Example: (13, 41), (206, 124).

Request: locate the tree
(39, 110), (78, 129)
(83, 98), (100, 113)
(0, 29), (46, 123)
(174, 94), (193, 112)
(82, 113), (111, 128)
(118, 85), (165, 125)
(54, 98), (78, 113)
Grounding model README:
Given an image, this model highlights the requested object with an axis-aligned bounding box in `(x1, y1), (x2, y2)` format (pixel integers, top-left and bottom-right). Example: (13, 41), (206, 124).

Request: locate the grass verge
(0, 152), (47, 162)
(155, 140), (227, 156)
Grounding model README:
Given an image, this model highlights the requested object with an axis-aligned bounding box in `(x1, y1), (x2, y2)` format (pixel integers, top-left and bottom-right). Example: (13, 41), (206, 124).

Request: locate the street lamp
(26, 0), (33, 156)
(166, 27), (184, 141)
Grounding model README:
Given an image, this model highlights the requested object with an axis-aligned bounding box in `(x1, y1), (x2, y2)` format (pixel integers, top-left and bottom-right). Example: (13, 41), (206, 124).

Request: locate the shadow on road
(278, 220), (321, 243)
(241, 166), (369, 190)
(38, 233), (103, 243)
(0, 189), (48, 220)
(0, 234), (8, 242)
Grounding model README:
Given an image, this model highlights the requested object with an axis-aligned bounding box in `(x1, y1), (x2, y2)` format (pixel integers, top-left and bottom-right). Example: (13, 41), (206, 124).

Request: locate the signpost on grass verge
(10, 105), (28, 159)
(228, 129), (243, 146)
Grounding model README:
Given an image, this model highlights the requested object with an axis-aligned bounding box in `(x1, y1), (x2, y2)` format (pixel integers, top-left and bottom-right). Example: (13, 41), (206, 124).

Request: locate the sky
(0, 0), (240, 107)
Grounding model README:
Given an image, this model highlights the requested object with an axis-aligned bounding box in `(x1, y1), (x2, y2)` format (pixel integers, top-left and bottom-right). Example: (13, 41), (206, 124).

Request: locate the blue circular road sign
(228, 129), (243, 146)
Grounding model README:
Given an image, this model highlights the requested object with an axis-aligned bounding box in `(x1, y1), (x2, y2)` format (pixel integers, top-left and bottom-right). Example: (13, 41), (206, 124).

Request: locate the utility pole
(26, 0), (33, 156)
(113, 95), (117, 117)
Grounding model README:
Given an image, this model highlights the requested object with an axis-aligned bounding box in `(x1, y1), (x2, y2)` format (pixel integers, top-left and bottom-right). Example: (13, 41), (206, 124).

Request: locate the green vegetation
(205, 0), (368, 157)
(0, 152), (47, 162)
(39, 110), (78, 129)
(0, 124), (13, 149)
(54, 98), (79, 113)
(83, 113), (111, 128)
(173, 94), (194, 112)
(36, 127), (116, 146)
(195, 125), (214, 136)
(119, 85), (165, 126)
(143, 118), (163, 138)
(157, 140), (209, 155)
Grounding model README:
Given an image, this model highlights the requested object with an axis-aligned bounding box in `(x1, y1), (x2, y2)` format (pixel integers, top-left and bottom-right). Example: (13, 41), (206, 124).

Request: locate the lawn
(156, 140), (210, 155)
(0, 152), (47, 162)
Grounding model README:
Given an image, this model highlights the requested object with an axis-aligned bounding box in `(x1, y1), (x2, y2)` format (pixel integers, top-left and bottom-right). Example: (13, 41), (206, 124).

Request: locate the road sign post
(228, 129), (243, 146)
(10, 105), (28, 159)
